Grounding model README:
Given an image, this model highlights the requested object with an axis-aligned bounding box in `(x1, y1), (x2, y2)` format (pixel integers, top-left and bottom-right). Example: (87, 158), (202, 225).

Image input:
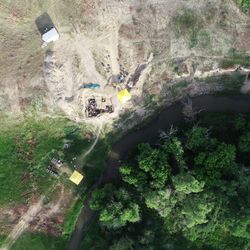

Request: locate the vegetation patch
(63, 199), (83, 237)
(221, 49), (250, 68)
(11, 233), (67, 250)
(197, 30), (211, 49)
(172, 9), (205, 48)
(0, 235), (7, 247)
(202, 72), (246, 93)
(234, 0), (250, 13)
(0, 113), (113, 249)
(0, 116), (89, 205)
(164, 80), (191, 99)
(86, 113), (250, 249)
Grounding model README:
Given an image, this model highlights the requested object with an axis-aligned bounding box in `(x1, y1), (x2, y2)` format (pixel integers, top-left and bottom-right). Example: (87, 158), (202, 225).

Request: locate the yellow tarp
(69, 171), (84, 185)
(117, 89), (131, 104)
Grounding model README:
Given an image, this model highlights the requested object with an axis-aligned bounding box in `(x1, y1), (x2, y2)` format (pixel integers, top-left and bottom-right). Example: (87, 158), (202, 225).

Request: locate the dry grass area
(0, 0), (249, 125)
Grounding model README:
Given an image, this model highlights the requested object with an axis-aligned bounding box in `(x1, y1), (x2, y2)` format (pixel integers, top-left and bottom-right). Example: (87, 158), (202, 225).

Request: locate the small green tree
(90, 184), (113, 211)
(173, 172), (205, 194)
(164, 137), (186, 169)
(195, 143), (238, 186)
(144, 189), (172, 217)
(232, 215), (250, 240)
(109, 237), (134, 250)
(120, 165), (147, 188)
(181, 195), (213, 229)
(186, 126), (209, 151)
(239, 132), (250, 152)
(90, 185), (141, 229)
(120, 143), (171, 190)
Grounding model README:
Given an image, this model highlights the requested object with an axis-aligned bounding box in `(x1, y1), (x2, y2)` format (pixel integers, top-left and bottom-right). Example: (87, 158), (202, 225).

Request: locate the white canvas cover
(42, 28), (59, 43)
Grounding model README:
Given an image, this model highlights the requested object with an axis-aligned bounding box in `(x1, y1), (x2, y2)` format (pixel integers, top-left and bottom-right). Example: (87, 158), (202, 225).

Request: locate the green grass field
(11, 233), (66, 250)
(0, 115), (112, 249)
(0, 116), (84, 206)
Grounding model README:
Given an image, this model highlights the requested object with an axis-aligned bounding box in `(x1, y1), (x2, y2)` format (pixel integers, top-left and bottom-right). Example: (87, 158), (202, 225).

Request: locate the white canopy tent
(42, 28), (59, 43)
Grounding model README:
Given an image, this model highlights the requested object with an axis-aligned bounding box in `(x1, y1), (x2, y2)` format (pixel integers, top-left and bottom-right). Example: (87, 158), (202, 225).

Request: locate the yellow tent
(117, 89), (131, 104)
(69, 171), (84, 185)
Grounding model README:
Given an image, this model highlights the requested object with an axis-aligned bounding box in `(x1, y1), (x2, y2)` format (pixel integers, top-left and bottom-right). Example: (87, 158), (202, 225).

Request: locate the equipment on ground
(47, 165), (59, 177)
(80, 83), (101, 89)
(69, 171), (84, 185)
(117, 89), (131, 104)
(86, 97), (114, 117)
(41, 28), (59, 47)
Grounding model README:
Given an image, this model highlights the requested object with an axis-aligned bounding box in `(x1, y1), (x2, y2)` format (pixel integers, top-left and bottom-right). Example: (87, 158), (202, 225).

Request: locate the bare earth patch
(0, 0), (249, 125)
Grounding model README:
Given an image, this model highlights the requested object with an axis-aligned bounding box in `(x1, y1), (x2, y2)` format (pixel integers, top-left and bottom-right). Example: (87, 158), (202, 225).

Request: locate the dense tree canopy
(88, 113), (250, 250)
(90, 185), (140, 229)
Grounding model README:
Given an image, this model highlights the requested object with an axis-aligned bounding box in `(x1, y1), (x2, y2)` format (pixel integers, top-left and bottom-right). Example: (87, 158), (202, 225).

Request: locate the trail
(1, 182), (66, 250)
(74, 35), (105, 84)
(78, 123), (103, 163)
(108, 23), (120, 75)
(1, 196), (45, 250)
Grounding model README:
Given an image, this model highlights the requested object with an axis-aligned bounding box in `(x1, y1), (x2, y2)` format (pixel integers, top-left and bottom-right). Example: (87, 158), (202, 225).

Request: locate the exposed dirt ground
(0, 184), (73, 250)
(0, 0), (249, 125)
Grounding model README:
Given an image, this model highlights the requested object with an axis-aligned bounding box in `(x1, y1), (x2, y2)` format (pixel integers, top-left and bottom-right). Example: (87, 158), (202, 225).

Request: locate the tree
(234, 115), (247, 131)
(109, 237), (134, 250)
(172, 172), (205, 194)
(195, 142), (238, 186)
(120, 143), (171, 190)
(144, 189), (172, 217)
(232, 215), (250, 240)
(164, 137), (186, 169)
(186, 126), (209, 151)
(181, 194), (213, 229)
(99, 201), (140, 229)
(120, 165), (147, 188)
(239, 132), (250, 152)
(90, 184), (113, 211)
(90, 185), (141, 229)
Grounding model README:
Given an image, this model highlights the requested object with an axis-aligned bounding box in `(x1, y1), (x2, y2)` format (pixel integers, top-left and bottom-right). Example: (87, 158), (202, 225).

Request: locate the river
(67, 94), (250, 250)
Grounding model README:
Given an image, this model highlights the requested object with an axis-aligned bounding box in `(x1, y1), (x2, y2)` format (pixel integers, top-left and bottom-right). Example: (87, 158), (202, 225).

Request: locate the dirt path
(0, 184), (66, 250)
(0, 196), (45, 250)
(77, 122), (103, 164)
(74, 35), (106, 84)
(108, 23), (120, 75)
(33, 186), (65, 232)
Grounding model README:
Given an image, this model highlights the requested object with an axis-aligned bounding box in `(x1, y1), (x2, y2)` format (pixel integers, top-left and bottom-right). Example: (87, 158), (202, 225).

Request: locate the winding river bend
(67, 94), (250, 250)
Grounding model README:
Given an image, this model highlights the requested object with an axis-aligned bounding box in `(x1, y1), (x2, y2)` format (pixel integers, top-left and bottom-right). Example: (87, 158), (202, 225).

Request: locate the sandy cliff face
(0, 0), (249, 120)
